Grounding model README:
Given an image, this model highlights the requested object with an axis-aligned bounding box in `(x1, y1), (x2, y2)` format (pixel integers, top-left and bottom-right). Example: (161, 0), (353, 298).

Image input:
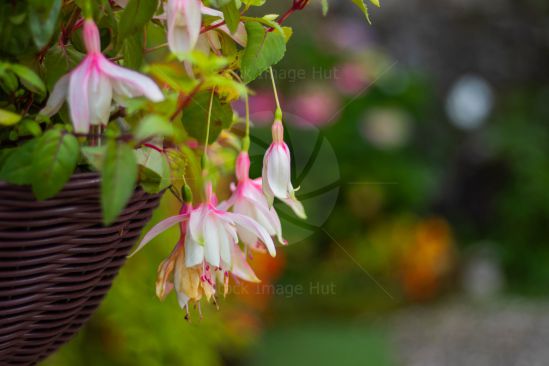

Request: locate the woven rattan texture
(0, 173), (161, 366)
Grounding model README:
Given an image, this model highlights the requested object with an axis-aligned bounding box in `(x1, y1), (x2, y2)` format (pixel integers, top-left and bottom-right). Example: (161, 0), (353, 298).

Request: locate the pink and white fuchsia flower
(219, 151), (286, 249)
(40, 19), (164, 133)
(165, 0), (202, 57)
(131, 183), (275, 311)
(262, 120), (307, 219)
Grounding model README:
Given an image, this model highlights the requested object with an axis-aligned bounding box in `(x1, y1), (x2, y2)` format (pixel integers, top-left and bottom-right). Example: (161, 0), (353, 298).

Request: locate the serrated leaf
(0, 108), (22, 126)
(0, 139), (37, 185)
(117, 0), (158, 45)
(101, 141), (138, 225)
(28, 0), (62, 49)
(221, 0), (240, 34)
(241, 21), (286, 83)
(351, 0), (372, 24)
(31, 130), (79, 200)
(182, 92), (233, 143)
(370, 0), (380, 7)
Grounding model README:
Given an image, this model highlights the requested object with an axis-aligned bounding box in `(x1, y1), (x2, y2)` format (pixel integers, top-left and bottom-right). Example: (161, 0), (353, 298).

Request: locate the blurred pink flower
(40, 19), (164, 133)
(287, 87), (340, 127)
(335, 62), (371, 95)
(232, 90), (278, 126)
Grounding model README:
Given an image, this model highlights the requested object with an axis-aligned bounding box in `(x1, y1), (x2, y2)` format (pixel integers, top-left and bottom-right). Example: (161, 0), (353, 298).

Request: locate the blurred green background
(44, 0), (549, 365)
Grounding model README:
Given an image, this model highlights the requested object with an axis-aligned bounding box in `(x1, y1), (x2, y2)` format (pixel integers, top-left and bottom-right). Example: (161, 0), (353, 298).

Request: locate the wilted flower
(165, 0), (202, 57)
(40, 19), (164, 133)
(219, 151), (286, 249)
(132, 182), (275, 312)
(262, 120), (306, 219)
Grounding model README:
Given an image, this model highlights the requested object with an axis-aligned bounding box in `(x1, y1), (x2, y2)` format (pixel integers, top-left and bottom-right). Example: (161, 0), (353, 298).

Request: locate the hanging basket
(0, 172), (162, 366)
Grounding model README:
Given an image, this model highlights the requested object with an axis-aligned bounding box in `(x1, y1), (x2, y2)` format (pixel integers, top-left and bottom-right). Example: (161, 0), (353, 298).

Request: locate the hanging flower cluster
(0, 0), (376, 317)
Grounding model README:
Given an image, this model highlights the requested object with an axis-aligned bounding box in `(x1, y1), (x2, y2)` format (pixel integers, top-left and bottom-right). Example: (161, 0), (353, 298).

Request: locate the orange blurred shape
(234, 249), (286, 312)
(400, 217), (455, 301)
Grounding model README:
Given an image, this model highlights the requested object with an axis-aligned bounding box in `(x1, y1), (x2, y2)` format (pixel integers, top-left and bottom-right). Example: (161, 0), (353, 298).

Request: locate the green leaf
(351, 0), (372, 24)
(0, 139), (38, 185)
(0, 109), (22, 126)
(118, 0), (159, 45)
(31, 130), (79, 200)
(9, 64), (46, 94)
(122, 33), (144, 70)
(242, 0), (265, 6)
(370, 0), (381, 7)
(135, 114), (174, 141)
(241, 21), (286, 83)
(221, 0), (240, 34)
(321, 0), (329, 15)
(28, 0), (62, 49)
(81, 145), (106, 171)
(101, 141), (138, 225)
(182, 92), (233, 144)
(135, 147), (171, 193)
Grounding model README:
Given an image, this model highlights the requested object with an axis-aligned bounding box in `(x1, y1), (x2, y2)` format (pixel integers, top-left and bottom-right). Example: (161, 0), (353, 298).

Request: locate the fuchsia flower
(219, 151), (286, 249)
(40, 19), (164, 133)
(132, 182), (275, 310)
(262, 120), (307, 219)
(165, 0), (202, 57)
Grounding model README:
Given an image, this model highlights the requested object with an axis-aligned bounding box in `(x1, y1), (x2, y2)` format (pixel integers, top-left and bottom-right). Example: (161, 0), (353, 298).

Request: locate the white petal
(98, 56), (164, 102)
(227, 212), (276, 257)
(87, 67), (112, 127)
(266, 144), (291, 199)
(184, 0), (202, 48)
(217, 218), (231, 266)
(68, 57), (93, 133)
(184, 234), (204, 267)
(189, 204), (207, 243)
(283, 190), (307, 219)
(130, 214), (188, 257)
(203, 214), (221, 267)
(231, 245), (260, 283)
(40, 74), (69, 117)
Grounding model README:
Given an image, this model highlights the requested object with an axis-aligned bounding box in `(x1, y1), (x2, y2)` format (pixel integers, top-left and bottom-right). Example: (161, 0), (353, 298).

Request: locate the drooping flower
(132, 182), (275, 311)
(262, 119), (307, 219)
(40, 19), (164, 133)
(219, 151), (286, 251)
(165, 0), (202, 57)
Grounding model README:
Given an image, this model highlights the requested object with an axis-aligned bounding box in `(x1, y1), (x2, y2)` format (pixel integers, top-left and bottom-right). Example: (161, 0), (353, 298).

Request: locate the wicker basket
(0, 172), (162, 366)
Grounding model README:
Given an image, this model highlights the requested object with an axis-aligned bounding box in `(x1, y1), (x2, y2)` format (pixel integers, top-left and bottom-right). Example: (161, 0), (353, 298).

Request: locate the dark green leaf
(0, 139), (38, 185)
(101, 141), (138, 225)
(10, 64), (46, 94)
(118, 0), (159, 45)
(28, 0), (62, 49)
(241, 21), (286, 83)
(122, 33), (144, 70)
(31, 130), (79, 200)
(221, 0), (240, 34)
(182, 92), (233, 144)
